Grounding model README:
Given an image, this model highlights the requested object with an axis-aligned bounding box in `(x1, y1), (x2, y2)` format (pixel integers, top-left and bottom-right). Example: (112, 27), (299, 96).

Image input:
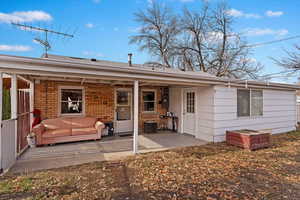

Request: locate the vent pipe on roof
(128, 53), (133, 66)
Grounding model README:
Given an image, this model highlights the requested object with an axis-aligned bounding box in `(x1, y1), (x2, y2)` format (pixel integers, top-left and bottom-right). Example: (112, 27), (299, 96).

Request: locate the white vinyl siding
(171, 86), (296, 143)
(197, 86), (215, 141)
(213, 86), (296, 142)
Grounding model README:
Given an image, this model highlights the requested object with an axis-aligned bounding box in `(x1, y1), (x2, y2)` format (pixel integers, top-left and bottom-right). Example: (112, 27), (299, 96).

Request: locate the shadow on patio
(10, 132), (207, 174)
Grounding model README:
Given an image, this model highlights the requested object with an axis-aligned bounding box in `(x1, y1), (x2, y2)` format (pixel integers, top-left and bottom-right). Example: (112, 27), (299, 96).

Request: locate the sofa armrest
(95, 121), (105, 137)
(32, 124), (45, 145)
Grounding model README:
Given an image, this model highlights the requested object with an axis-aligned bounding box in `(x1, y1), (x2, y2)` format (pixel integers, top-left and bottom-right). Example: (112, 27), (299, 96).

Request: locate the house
(0, 53), (299, 172)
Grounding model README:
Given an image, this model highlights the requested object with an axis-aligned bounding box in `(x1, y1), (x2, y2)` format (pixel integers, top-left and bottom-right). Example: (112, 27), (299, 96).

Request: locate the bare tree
(178, 2), (262, 78)
(130, 2), (180, 68)
(130, 1), (263, 79)
(273, 45), (300, 71)
(176, 4), (211, 71)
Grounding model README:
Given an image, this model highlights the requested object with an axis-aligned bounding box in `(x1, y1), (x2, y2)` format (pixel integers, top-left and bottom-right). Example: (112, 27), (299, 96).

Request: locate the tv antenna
(11, 22), (74, 57)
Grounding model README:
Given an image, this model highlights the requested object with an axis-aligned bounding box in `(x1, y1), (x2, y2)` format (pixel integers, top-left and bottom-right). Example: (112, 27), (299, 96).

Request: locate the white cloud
(0, 10), (52, 23)
(265, 10), (284, 17)
(0, 45), (32, 52)
(244, 28), (288, 37)
(85, 23), (94, 28)
(226, 9), (261, 19)
(82, 51), (104, 57)
(226, 9), (243, 17)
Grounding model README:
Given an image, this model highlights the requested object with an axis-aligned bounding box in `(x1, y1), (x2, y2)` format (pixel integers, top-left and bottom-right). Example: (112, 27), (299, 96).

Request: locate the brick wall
(34, 80), (114, 121)
(139, 87), (168, 130)
(34, 80), (168, 130)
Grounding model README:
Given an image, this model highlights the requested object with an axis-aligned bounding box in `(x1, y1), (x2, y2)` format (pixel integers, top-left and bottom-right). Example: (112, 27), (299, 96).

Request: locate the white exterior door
(183, 89), (197, 136)
(115, 89), (133, 133)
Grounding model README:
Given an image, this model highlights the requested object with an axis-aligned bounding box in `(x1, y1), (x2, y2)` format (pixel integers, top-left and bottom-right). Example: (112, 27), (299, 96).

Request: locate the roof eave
(0, 54), (299, 90)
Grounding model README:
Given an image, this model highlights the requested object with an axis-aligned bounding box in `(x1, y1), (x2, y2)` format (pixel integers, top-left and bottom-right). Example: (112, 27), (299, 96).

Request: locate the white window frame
(186, 91), (196, 113)
(141, 89), (157, 113)
(58, 86), (85, 116)
(237, 89), (263, 118)
(115, 88), (133, 121)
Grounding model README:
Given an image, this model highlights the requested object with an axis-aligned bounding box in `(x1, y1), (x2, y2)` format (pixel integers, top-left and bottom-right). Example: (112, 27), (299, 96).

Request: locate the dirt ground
(0, 131), (300, 200)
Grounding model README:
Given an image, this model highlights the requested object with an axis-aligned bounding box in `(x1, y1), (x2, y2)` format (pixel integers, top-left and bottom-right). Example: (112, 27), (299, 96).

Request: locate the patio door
(183, 89), (196, 136)
(114, 88), (133, 134)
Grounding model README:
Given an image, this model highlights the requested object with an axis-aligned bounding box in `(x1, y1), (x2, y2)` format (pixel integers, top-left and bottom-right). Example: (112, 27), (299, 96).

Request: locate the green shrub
(2, 89), (11, 120)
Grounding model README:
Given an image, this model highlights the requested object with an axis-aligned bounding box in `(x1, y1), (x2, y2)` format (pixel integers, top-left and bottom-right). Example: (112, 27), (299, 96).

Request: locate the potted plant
(27, 132), (36, 148)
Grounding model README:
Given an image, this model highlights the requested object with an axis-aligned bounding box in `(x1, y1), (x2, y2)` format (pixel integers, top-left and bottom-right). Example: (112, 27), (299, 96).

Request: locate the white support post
(11, 74), (18, 156)
(11, 74), (17, 120)
(133, 80), (139, 154)
(0, 73), (3, 171)
(29, 82), (34, 131)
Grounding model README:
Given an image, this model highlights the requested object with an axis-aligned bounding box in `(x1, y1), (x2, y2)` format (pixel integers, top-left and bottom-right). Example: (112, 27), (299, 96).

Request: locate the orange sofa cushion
(43, 129), (72, 138)
(72, 128), (97, 136)
(42, 118), (72, 130)
(71, 117), (97, 128)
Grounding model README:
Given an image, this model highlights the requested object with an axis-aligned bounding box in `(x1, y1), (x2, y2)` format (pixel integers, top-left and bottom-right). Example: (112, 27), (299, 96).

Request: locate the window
(116, 90), (131, 121)
(237, 89), (263, 117)
(186, 92), (195, 113)
(60, 87), (84, 115)
(142, 90), (156, 112)
(251, 90), (263, 116)
(237, 90), (250, 117)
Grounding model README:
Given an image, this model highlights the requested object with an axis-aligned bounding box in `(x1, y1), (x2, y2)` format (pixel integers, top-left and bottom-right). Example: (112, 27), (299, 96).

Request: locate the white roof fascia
(0, 54), (299, 90)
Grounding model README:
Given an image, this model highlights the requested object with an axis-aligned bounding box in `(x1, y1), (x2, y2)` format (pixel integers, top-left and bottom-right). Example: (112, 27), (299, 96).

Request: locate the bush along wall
(2, 89), (11, 120)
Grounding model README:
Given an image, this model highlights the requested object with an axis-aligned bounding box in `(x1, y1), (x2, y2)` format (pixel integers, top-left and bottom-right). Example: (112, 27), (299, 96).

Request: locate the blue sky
(1, 0), (300, 82)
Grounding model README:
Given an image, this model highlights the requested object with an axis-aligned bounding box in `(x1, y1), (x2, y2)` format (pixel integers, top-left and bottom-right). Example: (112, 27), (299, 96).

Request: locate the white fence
(0, 119), (16, 173)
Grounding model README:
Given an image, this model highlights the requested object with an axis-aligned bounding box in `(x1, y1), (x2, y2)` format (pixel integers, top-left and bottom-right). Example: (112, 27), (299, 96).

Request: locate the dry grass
(0, 131), (300, 200)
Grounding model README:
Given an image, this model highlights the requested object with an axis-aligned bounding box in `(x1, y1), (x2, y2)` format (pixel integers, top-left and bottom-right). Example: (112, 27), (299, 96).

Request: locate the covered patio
(10, 132), (207, 173)
(0, 54), (216, 173)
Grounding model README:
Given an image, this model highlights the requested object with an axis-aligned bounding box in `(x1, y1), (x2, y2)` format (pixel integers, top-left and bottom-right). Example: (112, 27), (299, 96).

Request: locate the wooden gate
(17, 90), (30, 154)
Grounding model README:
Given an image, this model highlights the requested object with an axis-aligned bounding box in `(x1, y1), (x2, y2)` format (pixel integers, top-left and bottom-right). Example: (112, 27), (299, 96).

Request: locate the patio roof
(0, 53), (299, 90)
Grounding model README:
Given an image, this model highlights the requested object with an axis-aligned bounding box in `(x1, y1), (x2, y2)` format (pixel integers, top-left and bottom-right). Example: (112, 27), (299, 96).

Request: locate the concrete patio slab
(9, 132), (207, 174)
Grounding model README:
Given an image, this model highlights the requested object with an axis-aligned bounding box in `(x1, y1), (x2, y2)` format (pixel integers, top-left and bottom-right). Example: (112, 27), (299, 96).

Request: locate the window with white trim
(237, 89), (263, 117)
(142, 90), (156, 112)
(60, 87), (84, 115)
(186, 92), (195, 113)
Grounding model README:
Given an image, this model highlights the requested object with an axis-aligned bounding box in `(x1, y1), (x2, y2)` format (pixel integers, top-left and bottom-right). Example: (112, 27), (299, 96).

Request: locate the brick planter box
(226, 129), (271, 150)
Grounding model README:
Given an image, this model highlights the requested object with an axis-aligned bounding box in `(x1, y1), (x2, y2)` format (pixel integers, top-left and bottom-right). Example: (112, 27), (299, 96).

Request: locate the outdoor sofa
(32, 117), (105, 146)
